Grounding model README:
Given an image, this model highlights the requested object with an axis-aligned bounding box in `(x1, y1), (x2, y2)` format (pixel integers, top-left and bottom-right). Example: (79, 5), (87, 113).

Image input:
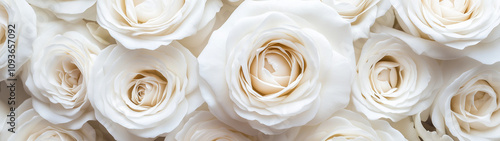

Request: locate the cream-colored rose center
(451, 79), (499, 132)
(370, 56), (402, 94)
(127, 70), (167, 108)
(249, 43), (303, 96)
(129, 0), (184, 24)
(427, 0), (474, 24)
(56, 58), (83, 96)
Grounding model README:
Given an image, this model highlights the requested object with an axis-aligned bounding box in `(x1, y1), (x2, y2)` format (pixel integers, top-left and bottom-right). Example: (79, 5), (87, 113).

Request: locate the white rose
(27, 0), (96, 22)
(6, 99), (97, 141)
(274, 109), (406, 141)
(88, 42), (204, 140)
(352, 33), (441, 122)
(0, 0), (36, 81)
(198, 0), (355, 135)
(321, 0), (391, 40)
(96, 0), (222, 50)
(165, 110), (255, 141)
(22, 19), (102, 130)
(432, 58), (500, 141)
(384, 0), (500, 64)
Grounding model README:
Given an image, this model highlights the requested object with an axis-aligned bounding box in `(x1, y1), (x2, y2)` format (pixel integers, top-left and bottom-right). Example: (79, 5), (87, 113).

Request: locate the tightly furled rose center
(433, 0), (473, 24)
(131, 0), (183, 24)
(371, 56), (402, 94)
(451, 79), (499, 132)
(248, 42), (303, 96)
(127, 70), (167, 109)
(57, 58), (83, 96)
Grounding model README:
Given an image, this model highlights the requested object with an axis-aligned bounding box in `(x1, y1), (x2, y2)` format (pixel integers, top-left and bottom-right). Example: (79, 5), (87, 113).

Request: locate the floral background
(0, 0), (499, 140)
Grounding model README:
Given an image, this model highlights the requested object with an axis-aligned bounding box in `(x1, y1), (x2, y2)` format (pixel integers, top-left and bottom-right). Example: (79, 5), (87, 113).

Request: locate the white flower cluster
(1, 0), (500, 141)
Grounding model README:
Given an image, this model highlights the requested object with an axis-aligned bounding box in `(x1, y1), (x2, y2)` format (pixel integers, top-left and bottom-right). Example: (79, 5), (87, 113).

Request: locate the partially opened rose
(0, 0), (36, 81)
(274, 109), (406, 141)
(165, 110), (255, 141)
(96, 0), (222, 50)
(6, 99), (97, 141)
(22, 20), (102, 129)
(198, 0), (355, 135)
(352, 33), (441, 122)
(321, 0), (391, 40)
(89, 42), (203, 140)
(432, 58), (500, 140)
(387, 0), (500, 64)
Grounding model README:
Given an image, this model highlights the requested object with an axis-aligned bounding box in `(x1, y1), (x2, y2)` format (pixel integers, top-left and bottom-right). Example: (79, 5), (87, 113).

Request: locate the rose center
(133, 0), (163, 23)
(452, 80), (497, 116)
(450, 79), (499, 132)
(371, 56), (402, 94)
(128, 70), (167, 107)
(432, 0), (472, 23)
(130, 0), (184, 24)
(249, 43), (302, 96)
(57, 59), (83, 95)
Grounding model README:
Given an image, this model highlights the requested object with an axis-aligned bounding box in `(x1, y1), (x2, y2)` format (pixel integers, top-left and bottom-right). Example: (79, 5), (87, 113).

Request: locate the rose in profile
(89, 42), (203, 140)
(96, 0), (222, 50)
(432, 58), (500, 140)
(352, 33), (442, 122)
(6, 99), (97, 141)
(198, 0), (355, 135)
(386, 0), (500, 64)
(0, 0), (36, 81)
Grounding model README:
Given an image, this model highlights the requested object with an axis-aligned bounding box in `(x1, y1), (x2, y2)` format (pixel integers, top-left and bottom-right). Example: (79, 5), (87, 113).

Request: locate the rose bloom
(387, 0), (500, 64)
(352, 33), (442, 122)
(432, 58), (500, 140)
(96, 0), (222, 50)
(321, 0), (391, 40)
(267, 109), (406, 141)
(88, 42), (203, 140)
(0, 0), (36, 81)
(27, 0), (96, 22)
(6, 99), (97, 141)
(198, 0), (355, 135)
(165, 110), (255, 141)
(22, 19), (103, 129)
